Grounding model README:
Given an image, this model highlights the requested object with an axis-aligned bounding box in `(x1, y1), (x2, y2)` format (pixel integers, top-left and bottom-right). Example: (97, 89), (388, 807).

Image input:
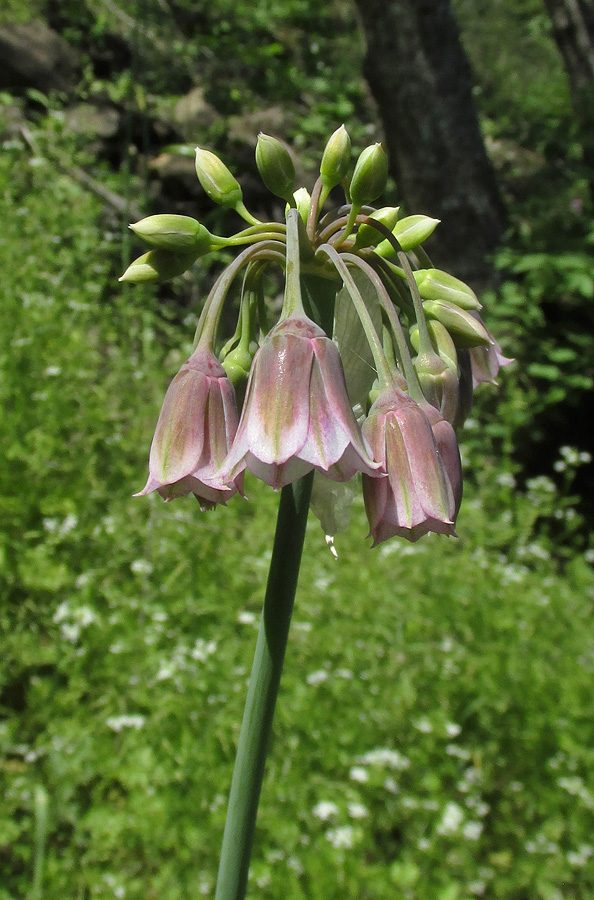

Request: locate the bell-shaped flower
(361, 386), (456, 546)
(136, 346), (242, 508)
(421, 402), (463, 516)
(217, 314), (380, 490)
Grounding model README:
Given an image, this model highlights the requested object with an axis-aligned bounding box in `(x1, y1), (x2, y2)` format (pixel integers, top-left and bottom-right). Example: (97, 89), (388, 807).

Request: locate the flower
(218, 313), (379, 490)
(420, 402), (463, 516)
(136, 346), (242, 507)
(362, 386), (456, 545)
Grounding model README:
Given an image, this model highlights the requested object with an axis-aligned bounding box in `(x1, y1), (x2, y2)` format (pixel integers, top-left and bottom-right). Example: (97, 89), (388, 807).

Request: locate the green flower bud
(353, 206), (400, 250)
(221, 345), (253, 384)
(414, 269), (480, 310)
(320, 124), (351, 191)
(195, 147), (244, 209)
(129, 215), (213, 253)
(286, 187), (311, 225)
(119, 248), (199, 284)
(409, 320), (458, 373)
(349, 143), (388, 207)
(423, 299), (492, 348)
(256, 133), (296, 203)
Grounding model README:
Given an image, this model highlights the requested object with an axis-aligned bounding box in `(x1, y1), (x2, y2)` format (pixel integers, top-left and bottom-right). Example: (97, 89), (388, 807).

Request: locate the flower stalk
(214, 472), (314, 900)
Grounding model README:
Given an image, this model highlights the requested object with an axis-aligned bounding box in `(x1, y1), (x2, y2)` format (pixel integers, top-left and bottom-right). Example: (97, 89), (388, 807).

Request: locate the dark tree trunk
(354, 0), (505, 287)
(542, 0), (594, 197)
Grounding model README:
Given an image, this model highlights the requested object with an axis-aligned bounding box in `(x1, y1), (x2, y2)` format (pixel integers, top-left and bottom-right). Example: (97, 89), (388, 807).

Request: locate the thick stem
(214, 472), (314, 900)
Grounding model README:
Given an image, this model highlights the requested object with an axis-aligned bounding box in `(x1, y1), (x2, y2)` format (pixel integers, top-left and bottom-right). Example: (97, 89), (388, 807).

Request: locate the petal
(149, 366), (208, 484)
(245, 334), (313, 463)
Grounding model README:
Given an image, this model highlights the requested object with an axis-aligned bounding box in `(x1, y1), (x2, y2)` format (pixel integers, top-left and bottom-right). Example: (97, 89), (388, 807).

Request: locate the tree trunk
(542, 0), (594, 198)
(354, 0), (505, 287)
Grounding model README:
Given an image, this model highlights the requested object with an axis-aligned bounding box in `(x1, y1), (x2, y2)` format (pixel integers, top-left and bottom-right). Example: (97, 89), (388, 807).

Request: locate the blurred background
(1, 1), (593, 897)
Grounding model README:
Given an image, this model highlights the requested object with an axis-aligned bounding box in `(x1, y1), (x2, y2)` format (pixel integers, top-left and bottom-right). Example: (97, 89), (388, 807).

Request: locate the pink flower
(218, 314), (380, 490)
(468, 313), (513, 388)
(136, 346), (242, 507)
(421, 402), (463, 516)
(361, 386), (456, 545)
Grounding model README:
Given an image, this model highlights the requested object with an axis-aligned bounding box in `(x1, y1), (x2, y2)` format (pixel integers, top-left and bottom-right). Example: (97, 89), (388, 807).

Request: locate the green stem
(214, 472), (314, 900)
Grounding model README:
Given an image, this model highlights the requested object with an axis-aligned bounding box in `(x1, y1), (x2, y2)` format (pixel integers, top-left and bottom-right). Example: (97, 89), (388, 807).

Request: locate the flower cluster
(121, 127), (510, 545)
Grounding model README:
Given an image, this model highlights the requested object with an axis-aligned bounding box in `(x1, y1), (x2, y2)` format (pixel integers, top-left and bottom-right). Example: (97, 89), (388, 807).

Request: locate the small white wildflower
(106, 714), (146, 732)
(414, 717), (433, 734)
(306, 670), (328, 686)
(237, 611), (257, 625)
(359, 748), (410, 770)
(384, 777), (399, 794)
(349, 766), (369, 783)
(53, 601), (70, 623)
(130, 559), (153, 576)
(191, 639), (217, 662)
(335, 668), (353, 679)
(293, 621), (313, 632)
(44, 365), (62, 376)
(312, 801), (339, 821)
(417, 837), (431, 851)
(437, 802), (464, 835)
(61, 623), (80, 643)
(347, 802), (368, 819)
(326, 825), (356, 850)
(463, 821), (483, 840)
(445, 722), (461, 738)
(496, 472), (516, 488)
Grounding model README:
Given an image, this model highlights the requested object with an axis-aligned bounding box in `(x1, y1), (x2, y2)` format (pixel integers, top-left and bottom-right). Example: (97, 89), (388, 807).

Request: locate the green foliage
(2, 133), (594, 900)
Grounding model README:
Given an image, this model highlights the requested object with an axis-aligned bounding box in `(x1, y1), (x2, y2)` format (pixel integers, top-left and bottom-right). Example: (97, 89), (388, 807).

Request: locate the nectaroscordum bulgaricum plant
(120, 126), (511, 900)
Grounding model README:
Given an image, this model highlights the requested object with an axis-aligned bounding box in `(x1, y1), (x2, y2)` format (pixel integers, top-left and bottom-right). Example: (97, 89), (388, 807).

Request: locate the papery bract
(468, 314), (514, 387)
(218, 314), (380, 490)
(136, 346), (242, 508)
(362, 387), (456, 545)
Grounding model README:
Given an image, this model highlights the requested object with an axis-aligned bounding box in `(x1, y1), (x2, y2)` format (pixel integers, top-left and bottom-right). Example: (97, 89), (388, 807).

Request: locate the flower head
(362, 386), (456, 545)
(136, 346), (242, 508)
(218, 313), (380, 490)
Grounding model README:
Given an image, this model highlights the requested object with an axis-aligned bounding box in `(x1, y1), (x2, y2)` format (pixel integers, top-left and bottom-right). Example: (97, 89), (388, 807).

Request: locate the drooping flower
(218, 313), (380, 490)
(421, 402), (463, 516)
(361, 386), (456, 545)
(136, 346), (242, 507)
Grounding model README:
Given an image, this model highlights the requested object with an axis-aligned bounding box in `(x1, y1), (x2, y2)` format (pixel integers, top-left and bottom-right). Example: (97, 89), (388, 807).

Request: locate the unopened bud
(375, 215), (440, 256)
(353, 207), (400, 250)
(349, 143), (388, 207)
(413, 351), (459, 424)
(129, 215), (213, 253)
(320, 125), (351, 191)
(221, 345), (253, 384)
(409, 320), (458, 373)
(423, 299), (492, 348)
(287, 187), (311, 225)
(256, 133), (295, 203)
(414, 269), (480, 310)
(195, 147), (244, 209)
(119, 248), (199, 283)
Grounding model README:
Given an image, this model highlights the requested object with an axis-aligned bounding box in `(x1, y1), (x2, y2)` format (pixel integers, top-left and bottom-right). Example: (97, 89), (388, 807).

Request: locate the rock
(64, 103), (121, 139)
(227, 106), (288, 146)
(174, 87), (220, 139)
(0, 21), (79, 93)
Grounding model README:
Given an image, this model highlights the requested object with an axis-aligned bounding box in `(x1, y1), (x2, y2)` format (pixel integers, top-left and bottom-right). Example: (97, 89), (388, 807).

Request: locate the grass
(1, 121), (594, 900)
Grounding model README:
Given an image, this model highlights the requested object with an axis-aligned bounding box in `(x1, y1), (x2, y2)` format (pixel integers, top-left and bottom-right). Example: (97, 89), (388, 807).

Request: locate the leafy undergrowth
(2, 136), (594, 900)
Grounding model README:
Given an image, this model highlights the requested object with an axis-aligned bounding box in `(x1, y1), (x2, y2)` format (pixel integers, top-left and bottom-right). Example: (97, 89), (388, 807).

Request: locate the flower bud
(353, 206), (400, 250)
(413, 351), (459, 424)
(119, 248), (199, 283)
(129, 215), (213, 253)
(195, 147), (244, 209)
(423, 299), (492, 348)
(320, 125), (351, 191)
(286, 187), (311, 225)
(375, 215), (440, 256)
(409, 320), (458, 373)
(349, 143), (388, 207)
(256, 133), (296, 203)
(414, 269), (480, 310)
